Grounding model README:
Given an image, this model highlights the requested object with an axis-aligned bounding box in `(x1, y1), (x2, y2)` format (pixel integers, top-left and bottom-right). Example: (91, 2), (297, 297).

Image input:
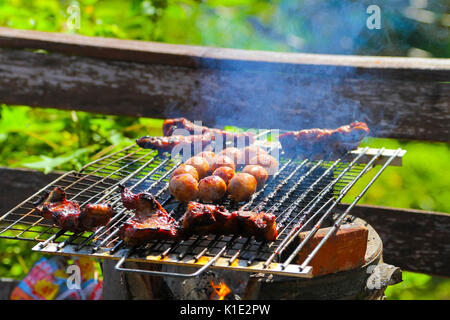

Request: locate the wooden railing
(0, 27), (449, 277)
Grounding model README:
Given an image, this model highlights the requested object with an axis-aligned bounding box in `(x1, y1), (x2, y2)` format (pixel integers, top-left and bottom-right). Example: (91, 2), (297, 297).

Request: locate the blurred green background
(0, 0), (448, 300)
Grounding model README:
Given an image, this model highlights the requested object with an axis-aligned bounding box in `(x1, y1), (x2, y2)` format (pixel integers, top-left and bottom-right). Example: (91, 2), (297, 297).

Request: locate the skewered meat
(182, 202), (277, 241)
(184, 156), (210, 179)
(171, 164), (199, 181)
(278, 122), (370, 158)
(227, 173), (257, 202)
(210, 155), (236, 173)
(217, 147), (242, 166)
(162, 117), (254, 146)
(136, 134), (214, 153)
(34, 187), (114, 233)
(212, 166), (235, 185)
(169, 173), (199, 202)
(234, 211), (278, 241)
(239, 145), (269, 166)
(182, 202), (234, 235)
(248, 153), (279, 175)
(242, 165), (269, 189)
(198, 176), (227, 203)
(119, 187), (181, 245)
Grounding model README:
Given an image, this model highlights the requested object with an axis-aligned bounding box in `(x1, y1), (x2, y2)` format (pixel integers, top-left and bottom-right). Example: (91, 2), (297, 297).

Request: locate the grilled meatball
(249, 154), (278, 175)
(227, 173), (257, 202)
(212, 166), (235, 185)
(185, 156), (210, 179)
(239, 145), (269, 165)
(210, 155), (236, 173)
(198, 176), (227, 203)
(242, 165), (269, 189)
(169, 173), (199, 202)
(197, 151), (216, 172)
(171, 164), (199, 181)
(217, 147), (242, 166)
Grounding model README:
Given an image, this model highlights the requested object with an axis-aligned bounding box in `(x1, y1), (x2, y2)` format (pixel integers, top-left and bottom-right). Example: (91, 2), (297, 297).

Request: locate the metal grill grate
(0, 130), (405, 278)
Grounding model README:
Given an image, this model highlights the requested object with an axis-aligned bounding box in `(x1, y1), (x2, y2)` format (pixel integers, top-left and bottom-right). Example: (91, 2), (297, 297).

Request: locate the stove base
(101, 218), (402, 300)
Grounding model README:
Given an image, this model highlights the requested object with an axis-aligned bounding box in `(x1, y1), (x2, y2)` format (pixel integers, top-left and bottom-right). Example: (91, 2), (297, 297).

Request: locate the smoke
(185, 0), (425, 137)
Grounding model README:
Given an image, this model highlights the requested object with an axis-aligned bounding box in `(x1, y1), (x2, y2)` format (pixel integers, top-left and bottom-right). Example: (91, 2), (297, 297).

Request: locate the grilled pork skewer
(136, 134), (214, 153)
(119, 187), (182, 245)
(279, 122), (369, 158)
(182, 202), (278, 242)
(162, 117), (255, 147)
(34, 187), (114, 233)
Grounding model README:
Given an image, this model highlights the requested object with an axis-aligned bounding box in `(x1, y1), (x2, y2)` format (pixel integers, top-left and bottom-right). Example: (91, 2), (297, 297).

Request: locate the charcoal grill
(0, 129), (406, 279)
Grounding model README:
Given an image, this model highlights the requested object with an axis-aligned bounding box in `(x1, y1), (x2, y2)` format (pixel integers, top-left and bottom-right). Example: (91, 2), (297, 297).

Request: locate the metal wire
(0, 131), (403, 278)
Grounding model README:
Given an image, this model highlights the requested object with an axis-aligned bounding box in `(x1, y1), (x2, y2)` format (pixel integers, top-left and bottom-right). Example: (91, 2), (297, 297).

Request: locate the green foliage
(386, 271), (450, 300)
(0, 0), (448, 300)
(0, 105), (163, 173)
(344, 138), (450, 213)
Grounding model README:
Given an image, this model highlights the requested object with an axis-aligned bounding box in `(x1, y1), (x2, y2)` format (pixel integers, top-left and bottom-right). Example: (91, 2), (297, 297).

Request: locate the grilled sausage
(212, 166), (235, 185)
(217, 147), (242, 166)
(278, 122), (370, 158)
(239, 145), (269, 166)
(249, 154), (279, 175)
(198, 176), (227, 203)
(210, 155), (236, 173)
(185, 156), (210, 179)
(197, 151), (216, 172)
(227, 173), (257, 202)
(171, 164), (199, 181)
(169, 173), (199, 202)
(136, 134), (214, 153)
(242, 165), (269, 189)
(162, 117), (255, 146)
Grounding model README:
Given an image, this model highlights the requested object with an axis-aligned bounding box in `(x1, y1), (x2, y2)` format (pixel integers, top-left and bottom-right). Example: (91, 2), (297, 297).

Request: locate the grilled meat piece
(182, 202), (235, 235)
(34, 187), (114, 233)
(279, 122), (370, 158)
(182, 202), (278, 241)
(233, 210), (278, 242)
(162, 117), (254, 146)
(136, 134), (214, 153)
(119, 187), (182, 245)
(80, 203), (115, 231)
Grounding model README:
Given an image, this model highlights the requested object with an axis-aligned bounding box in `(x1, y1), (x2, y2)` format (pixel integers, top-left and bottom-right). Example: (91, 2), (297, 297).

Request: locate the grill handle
(114, 248), (224, 278)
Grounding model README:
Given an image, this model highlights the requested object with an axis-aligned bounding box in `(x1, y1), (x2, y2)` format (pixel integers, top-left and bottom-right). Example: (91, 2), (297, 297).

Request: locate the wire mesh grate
(0, 132), (404, 278)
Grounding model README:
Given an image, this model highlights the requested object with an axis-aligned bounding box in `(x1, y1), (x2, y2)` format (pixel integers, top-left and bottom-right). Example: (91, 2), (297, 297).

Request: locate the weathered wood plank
(0, 27), (449, 77)
(0, 167), (61, 216)
(0, 28), (448, 141)
(339, 203), (450, 277)
(1, 167), (449, 277)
